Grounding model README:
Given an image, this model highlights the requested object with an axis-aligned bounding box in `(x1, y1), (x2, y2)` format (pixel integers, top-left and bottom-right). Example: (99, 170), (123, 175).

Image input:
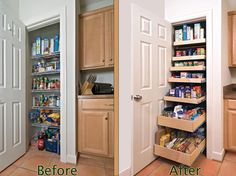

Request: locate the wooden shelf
(168, 77), (206, 83)
(173, 55), (206, 61)
(174, 39), (206, 46)
(170, 66), (205, 71)
(157, 114), (206, 132)
(163, 96), (206, 104)
(154, 139), (205, 166)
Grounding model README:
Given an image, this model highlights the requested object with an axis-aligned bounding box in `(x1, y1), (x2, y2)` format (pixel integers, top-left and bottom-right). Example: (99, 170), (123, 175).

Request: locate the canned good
(176, 51), (182, 57)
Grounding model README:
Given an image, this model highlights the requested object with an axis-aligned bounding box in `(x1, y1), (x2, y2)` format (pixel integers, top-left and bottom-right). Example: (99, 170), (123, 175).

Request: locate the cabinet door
(80, 13), (105, 69)
(105, 9), (114, 67)
(108, 111), (114, 157)
(225, 109), (236, 151)
(79, 111), (109, 156)
(229, 14), (236, 67)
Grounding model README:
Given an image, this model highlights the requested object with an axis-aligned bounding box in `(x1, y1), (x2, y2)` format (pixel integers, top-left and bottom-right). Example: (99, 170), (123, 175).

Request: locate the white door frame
(131, 10), (214, 172)
(26, 8), (68, 163)
(168, 10), (214, 160)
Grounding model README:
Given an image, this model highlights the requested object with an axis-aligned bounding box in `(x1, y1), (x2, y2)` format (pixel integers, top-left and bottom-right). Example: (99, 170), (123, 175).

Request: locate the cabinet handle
(105, 117), (108, 120)
(102, 59), (105, 62)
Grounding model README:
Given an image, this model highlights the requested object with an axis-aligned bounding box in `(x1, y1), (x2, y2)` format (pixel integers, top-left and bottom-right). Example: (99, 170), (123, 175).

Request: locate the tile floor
(0, 145), (114, 176)
(136, 152), (236, 176)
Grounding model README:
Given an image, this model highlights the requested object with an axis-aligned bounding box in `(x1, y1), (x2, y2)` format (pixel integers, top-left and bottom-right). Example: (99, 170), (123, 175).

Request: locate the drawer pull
(105, 117), (108, 120)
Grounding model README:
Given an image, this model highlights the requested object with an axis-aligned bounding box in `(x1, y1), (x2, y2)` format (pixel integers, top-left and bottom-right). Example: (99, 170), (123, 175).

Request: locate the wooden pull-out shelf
(168, 77), (206, 83)
(158, 114), (206, 132)
(173, 39), (206, 46)
(170, 66), (206, 71)
(154, 139), (206, 166)
(164, 96), (206, 104)
(173, 55), (206, 61)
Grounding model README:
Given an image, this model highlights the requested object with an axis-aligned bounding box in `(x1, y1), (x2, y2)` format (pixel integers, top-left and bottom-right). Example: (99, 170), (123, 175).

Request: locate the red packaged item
(38, 132), (45, 150)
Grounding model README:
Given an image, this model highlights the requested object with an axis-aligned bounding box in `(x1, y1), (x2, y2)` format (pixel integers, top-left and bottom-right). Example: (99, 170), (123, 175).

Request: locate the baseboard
(212, 149), (225, 161)
(66, 153), (78, 164)
(120, 167), (132, 176)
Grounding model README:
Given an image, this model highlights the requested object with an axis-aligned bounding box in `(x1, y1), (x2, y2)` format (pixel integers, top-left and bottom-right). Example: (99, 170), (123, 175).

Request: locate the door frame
(114, 0), (119, 175)
(26, 9), (68, 163)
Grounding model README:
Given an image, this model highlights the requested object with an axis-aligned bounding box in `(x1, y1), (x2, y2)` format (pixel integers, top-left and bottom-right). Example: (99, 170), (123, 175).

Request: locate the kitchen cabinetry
(78, 96), (114, 157)
(79, 6), (114, 70)
(224, 99), (236, 151)
(228, 12), (236, 67)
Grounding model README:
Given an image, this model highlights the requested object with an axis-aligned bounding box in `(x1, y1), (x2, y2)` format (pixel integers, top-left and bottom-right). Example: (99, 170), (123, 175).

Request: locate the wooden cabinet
(224, 99), (236, 151)
(228, 12), (236, 67)
(80, 6), (114, 70)
(78, 97), (114, 157)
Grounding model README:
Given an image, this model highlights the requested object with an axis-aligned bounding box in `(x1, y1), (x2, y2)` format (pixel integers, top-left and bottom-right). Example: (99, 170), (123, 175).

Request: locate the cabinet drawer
(227, 99), (236, 110)
(80, 99), (114, 110)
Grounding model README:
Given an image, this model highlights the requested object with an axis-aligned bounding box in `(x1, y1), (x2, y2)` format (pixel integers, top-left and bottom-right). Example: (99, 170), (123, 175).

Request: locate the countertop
(224, 84), (236, 99)
(78, 94), (114, 99)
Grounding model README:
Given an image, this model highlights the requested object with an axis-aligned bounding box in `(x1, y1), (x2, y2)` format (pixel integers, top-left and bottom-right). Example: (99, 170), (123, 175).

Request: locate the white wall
(165, 0), (231, 161)
(119, 0), (165, 174)
(0, 0), (19, 16)
(19, 0), (66, 26)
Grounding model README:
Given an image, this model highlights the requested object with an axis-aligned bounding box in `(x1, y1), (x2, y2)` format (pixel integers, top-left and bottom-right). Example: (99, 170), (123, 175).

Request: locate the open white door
(131, 4), (171, 174)
(0, 2), (26, 172)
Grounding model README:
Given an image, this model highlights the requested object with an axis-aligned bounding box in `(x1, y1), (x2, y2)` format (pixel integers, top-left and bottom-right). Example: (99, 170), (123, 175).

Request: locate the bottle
(56, 97), (60, 107)
(54, 34), (59, 53)
(38, 131), (45, 150)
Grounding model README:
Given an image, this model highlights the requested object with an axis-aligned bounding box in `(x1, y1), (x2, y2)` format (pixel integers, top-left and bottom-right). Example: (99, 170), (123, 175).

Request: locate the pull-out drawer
(80, 99), (114, 110)
(154, 139), (205, 166)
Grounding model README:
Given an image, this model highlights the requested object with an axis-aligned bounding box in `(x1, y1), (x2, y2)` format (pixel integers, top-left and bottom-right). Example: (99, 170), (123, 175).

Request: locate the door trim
(114, 0), (119, 175)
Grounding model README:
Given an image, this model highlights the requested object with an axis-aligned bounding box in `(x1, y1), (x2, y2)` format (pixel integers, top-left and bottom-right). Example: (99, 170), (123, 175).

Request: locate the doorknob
(133, 95), (142, 101)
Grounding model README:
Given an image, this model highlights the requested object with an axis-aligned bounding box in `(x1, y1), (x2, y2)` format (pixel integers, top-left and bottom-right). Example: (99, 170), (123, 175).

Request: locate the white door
(0, 2), (26, 172)
(131, 4), (171, 174)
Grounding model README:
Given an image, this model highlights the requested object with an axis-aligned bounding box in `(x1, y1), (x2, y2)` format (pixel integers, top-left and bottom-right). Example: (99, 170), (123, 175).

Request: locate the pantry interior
(154, 19), (207, 166)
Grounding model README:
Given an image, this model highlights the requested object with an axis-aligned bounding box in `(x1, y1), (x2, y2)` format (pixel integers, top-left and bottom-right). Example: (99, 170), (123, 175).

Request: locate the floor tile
(0, 165), (17, 176)
(193, 154), (221, 176)
(9, 168), (37, 176)
(150, 161), (177, 176)
(136, 159), (162, 176)
(224, 152), (236, 163)
(78, 164), (106, 176)
(218, 160), (236, 176)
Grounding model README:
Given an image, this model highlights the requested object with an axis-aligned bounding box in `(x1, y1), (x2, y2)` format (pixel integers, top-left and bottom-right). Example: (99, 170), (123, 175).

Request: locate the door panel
(227, 110), (236, 150)
(80, 13), (105, 68)
(0, 1), (26, 171)
(132, 4), (171, 174)
(0, 103), (6, 154)
(80, 111), (109, 156)
(0, 38), (6, 88)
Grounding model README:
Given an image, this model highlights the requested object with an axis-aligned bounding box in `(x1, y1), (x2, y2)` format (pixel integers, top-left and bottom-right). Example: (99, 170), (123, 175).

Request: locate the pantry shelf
(173, 39), (206, 46)
(154, 139), (206, 166)
(168, 77), (206, 83)
(32, 106), (60, 111)
(32, 52), (60, 60)
(170, 66), (205, 71)
(32, 70), (60, 76)
(32, 89), (60, 93)
(163, 96), (206, 104)
(158, 114), (206, 132)
(32, 123), (60, 129)
(172, 55), (206, 61)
